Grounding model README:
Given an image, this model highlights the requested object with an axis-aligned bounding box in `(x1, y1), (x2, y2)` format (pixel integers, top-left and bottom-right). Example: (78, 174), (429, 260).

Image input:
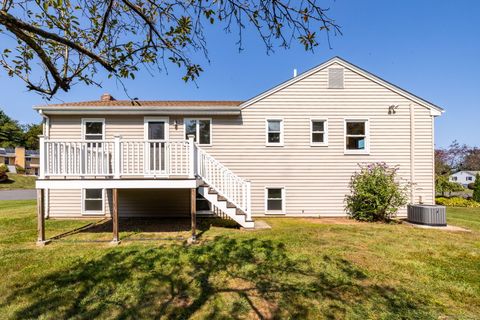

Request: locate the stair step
(236, 208), (246, 215)
(226, 202), (236, 208)
(208, 188), (218, 194)
(217, 195), (226, 201)
(199, 184), (209, 187)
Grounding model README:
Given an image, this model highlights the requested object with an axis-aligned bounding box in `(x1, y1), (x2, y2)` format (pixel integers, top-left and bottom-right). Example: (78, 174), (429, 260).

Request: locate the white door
(145, 119), (168, 175)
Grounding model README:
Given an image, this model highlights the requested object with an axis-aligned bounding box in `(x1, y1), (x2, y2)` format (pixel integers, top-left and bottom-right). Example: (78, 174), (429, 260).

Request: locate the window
(266, 188), (285, 213)
(266, 119), (283, 145)
(467, 176), (473, 181)
(184, 119), (211, 145)
(345, 119), (369, 153)
(452, 176), (458, 181)
(311, 119), (328, 145)
(83, 189), (104, 214)
(328, 68), (344, 89)
(82, 119), (104, 140)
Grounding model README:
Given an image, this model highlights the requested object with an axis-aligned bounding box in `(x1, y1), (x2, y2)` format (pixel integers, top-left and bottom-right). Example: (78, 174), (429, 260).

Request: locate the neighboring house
(450, 171), (479, 187)
(33, 57), (444, 243)
(0, 147), (39, 175)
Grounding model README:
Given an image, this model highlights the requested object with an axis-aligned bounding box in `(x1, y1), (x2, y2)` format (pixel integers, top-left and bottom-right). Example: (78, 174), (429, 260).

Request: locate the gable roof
(240, 56), (444, 115)
(452, 171), (480, 176)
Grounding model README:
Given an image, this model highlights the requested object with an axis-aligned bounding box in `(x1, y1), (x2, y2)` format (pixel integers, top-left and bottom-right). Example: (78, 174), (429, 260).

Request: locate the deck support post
(190, 188), (197, 243)
(36, 188), (49, 246)
(112, 188), (120, 244)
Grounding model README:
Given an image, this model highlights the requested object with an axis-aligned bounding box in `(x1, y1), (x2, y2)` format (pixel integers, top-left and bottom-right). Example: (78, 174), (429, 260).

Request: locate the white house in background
(450, 171), (479, 187)
(33, 56), (444, 244)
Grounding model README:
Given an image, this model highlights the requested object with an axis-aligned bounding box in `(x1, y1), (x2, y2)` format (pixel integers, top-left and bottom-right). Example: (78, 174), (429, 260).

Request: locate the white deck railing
(40, 137), (194, 178)
(196, 147), (251, 220)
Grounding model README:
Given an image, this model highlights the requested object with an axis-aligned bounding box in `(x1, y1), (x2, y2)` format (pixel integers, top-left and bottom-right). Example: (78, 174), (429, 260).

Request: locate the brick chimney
(100, 93), (115, 101)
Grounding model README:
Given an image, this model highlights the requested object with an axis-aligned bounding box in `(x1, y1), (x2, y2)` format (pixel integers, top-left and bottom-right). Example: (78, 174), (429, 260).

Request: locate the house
(450, 171), (479, 187)
(0, 147), (39, 175)
(33, 57), (444, 244)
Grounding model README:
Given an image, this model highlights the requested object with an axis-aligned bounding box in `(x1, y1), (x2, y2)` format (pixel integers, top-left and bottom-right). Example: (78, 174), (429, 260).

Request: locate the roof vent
(100, 93), (115, 101)
(328, 68), (344, 89)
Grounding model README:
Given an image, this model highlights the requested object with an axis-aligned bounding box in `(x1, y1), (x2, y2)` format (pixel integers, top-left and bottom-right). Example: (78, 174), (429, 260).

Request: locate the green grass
(0, 173), (36, 190)
(0, 201), (479, 319)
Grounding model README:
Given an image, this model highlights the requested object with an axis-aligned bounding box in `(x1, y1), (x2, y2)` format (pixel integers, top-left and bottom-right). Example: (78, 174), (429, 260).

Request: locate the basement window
(266, 188), (285, 213)
(82, 189), (104, 215)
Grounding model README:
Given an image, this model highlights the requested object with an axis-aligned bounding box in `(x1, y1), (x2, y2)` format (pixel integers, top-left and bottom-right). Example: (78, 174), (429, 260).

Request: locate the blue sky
(0, 0), (478, 148)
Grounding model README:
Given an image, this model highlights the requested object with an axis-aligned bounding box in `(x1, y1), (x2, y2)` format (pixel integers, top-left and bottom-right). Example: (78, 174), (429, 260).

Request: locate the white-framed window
(82, 189), (104, 215)
(184, 118), (212, 145)
(344, 119), (369, 154)
(266, 119), (284, 146)
(82, 118), (105, 140)
(467, 176), (473, 181)
(265, 187), (285, 214)
(310, 119), (328, 146)
(451, 177), (458, 181)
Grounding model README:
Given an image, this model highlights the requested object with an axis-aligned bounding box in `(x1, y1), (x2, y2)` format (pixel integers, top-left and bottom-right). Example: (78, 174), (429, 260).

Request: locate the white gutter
(410, 104), (415, 204)
(34, 107), (241, 116)
(38, 109), (50, 137)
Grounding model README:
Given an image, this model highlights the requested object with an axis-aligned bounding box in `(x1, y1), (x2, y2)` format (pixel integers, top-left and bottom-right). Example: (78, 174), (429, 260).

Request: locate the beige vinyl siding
(189, 63), (435, 216)
(45, 62), (436, 217)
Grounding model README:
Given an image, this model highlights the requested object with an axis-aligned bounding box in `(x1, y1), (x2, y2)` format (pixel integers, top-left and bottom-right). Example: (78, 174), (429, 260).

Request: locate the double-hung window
(266, 187), (285, 213)
(266, 119), (283, 146)
(345, 119), (369, 154)
(82, 189), (104, 215)
(311, 119), (328, 146)
(185, 118), (211, 145)
(82, 119), (104, 140)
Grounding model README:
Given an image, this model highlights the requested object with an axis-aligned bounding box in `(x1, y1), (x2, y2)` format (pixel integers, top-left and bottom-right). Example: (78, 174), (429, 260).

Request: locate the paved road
(0, 189), (36, 200)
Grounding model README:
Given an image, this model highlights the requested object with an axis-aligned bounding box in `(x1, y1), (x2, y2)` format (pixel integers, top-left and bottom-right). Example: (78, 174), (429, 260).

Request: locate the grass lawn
(0, 173), (36, 190)
(0, 201), (479, 319)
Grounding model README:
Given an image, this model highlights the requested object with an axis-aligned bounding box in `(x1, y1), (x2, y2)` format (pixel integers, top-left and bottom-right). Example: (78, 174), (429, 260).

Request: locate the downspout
(38, 109), (49, 218)
(410, 104), (415, 204)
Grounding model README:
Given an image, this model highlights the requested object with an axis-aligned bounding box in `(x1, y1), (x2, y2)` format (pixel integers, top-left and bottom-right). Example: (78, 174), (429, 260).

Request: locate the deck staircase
(195, 147), (254, 229)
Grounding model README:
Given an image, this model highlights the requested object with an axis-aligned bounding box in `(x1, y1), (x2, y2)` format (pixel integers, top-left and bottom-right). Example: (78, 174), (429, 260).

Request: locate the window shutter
(328, 68), (344, 89)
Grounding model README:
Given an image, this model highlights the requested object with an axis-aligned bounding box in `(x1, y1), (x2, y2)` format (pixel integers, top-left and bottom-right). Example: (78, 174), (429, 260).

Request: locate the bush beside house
(436, 197), (480, 208)
(0, 164), (8, 182)
(345, 163), (408, 222)
(473, 174), (480, 202)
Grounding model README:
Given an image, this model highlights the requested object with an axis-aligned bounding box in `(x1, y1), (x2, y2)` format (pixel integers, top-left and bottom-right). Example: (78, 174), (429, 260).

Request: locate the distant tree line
(435, 141), (480, 197)
(0, 109), (42, 150)
(435, 141), (480, 175)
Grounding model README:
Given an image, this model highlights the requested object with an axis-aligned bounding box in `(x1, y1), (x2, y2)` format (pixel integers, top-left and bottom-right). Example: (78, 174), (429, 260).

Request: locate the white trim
(344, 118), (370, 155)
(264, 186), (286, 214)
(240, 57), (444, 114)
(36, 179), (197, 189)
(143, 117), (170, 140)
(265, 118), (284, 146)
(81, 188), (105, 216)
(310, 118), (328, 146)
(81, 118), (105, 140)
(183, 118), (213, 146)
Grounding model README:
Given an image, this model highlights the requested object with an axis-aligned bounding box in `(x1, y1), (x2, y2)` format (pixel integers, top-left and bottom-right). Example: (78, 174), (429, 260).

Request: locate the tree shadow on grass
(3, 237), (432, 319)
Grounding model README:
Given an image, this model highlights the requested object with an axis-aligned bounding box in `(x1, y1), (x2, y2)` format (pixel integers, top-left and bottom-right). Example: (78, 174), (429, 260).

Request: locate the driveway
(0, 189), (36, 200)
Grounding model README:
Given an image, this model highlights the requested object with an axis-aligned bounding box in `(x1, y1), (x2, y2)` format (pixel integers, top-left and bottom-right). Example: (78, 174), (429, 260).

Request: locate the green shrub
(15, 165), (25, 174)
(435, 175), (464, 196)
(0, 164), (8, 182)
(345, 163), (408, 222)
(473, 174), (480, 202)
(435, 197), (480, 208)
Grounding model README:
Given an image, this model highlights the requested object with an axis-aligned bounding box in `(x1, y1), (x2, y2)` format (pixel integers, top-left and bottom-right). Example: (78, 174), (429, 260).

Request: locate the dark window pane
(346, 122), (365, 135)
(267, 199), (282, 211)
(346, 137), (366, 150)
(312, 121), (324, 132)
(185, 119), (197, 140)
(199, 120), (211, 144)
(148, 122), (165, 140)
(268, 120), (281, 132)
(85, 189), (102, 199)
(85, 122), (103, 134)
(268, 189), (282, 199)
(312, 133), (324, 143)
(268, 132), (280, 143)
(85, 200), (102, 211)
